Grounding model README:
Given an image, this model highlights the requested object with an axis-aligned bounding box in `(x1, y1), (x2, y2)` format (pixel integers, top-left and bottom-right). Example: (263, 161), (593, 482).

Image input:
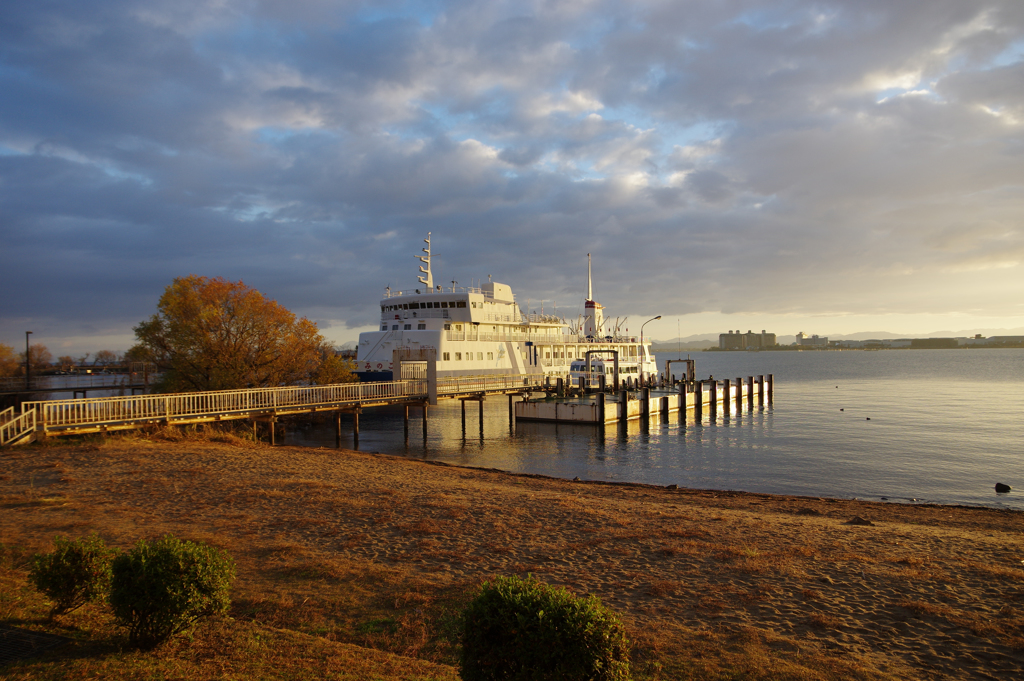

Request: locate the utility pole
(25, 331), (32, 391)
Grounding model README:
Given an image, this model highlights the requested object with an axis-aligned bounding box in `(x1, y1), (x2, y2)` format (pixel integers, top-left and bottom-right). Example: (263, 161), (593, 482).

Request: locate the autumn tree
(93, 350), (120, 366)
(20, 344), (53, 372)
(57, 355), (76, 370)
(133, 275), (355, 392)
(0, 344), (20, 378)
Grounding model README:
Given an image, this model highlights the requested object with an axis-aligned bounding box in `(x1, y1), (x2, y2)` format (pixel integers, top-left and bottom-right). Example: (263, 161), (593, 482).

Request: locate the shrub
(29, 534), (116, 618)
(109, 534), (235, 649)
(460, 575), (630, 681)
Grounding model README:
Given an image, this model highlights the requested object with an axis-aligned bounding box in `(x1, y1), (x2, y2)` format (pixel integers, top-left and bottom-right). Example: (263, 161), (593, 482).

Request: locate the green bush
(109, 534), (235, 649)
(460, 575), (630, 681)
(29, 534), (116, 618)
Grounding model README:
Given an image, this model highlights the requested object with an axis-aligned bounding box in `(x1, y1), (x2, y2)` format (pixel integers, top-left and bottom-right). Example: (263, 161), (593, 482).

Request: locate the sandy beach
(2, 433), (1023, 679)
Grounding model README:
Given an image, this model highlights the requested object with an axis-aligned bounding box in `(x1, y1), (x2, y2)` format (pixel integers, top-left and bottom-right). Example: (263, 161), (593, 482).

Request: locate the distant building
(719, 329), (777, 350)
(795, 332), (828, 347)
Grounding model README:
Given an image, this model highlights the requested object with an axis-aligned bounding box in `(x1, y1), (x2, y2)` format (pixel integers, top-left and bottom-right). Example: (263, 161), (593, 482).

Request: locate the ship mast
(587, 253), (592, 301)
(417, 233), (433, 290)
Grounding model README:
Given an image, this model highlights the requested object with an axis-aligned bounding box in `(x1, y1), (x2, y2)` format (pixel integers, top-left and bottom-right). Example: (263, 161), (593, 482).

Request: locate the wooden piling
(710, 381), (718, 420)
(461, 399), (466, 432)
(758, 375), (764, 404)
(353, 410), (360, 447)
(723, 379), (731, 417)
(619, 390), (628, 423)
(598, 392), (606, 423)
(695, 381), (703, 421)
(679, 382), (687, 422)
(335, 411), (341, 448)
(736, 378), (743, 412)
(747, 376), (754, 410)
(768, 374), (774, 405)
(404, 405), (409, 440)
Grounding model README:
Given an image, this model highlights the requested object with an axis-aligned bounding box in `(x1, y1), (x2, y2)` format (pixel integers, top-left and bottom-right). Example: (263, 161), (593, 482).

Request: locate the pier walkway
(0, 374), (551, 446)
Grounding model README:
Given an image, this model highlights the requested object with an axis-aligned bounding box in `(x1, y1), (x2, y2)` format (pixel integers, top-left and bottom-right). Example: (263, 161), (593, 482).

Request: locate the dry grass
(3, 436), (1024, 680)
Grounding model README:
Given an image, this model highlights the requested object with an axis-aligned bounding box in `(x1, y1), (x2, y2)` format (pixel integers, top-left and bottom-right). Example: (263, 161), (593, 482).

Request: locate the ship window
(440, 302), (448, 308)
(417, 323), (426, 330)
(402, 304), (408, 310)
(444, 324), (451, 330)
(443, 352), (450, 361)
(455, 324), (462, 331)
(404, 324), (411, 330)
(456, 301), (466, 308)
(477, 352), (483, 360)
(487, 352), (493, 360)
(381, 325), (387, 331)
(455, 352), (462, 360)
(392, 325), (399, 330)
(410, 303), (420, 309)
(380, 306), (384, 312)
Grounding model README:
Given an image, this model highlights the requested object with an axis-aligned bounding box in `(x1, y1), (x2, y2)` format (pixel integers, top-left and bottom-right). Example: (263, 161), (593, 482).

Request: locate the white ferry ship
(355, 234), (658, 384)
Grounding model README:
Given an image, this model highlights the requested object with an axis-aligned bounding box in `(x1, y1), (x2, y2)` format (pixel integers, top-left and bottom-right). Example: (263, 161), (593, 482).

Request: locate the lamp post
(640, 316), (661, 386)
(25, 331), (32, 391)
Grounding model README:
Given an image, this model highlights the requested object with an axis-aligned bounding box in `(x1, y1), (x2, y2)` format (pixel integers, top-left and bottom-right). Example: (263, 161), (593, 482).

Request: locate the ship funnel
(584, 252), (604, 337)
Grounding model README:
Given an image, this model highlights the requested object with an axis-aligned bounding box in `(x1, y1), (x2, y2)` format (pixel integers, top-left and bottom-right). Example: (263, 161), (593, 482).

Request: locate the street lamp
(640, 316), (661, 387)
(25, 331), (32, 391)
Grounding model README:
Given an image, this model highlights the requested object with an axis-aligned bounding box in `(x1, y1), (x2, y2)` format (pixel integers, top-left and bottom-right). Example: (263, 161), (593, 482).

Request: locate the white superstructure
(355, 235), (657, 382)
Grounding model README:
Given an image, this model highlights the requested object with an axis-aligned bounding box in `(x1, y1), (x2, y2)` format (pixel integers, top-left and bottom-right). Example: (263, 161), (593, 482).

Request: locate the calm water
(289, 349), (1024, 510)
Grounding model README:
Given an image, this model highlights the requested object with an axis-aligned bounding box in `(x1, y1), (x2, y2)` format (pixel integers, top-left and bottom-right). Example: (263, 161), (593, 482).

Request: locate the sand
(2, 435), (1023, 678)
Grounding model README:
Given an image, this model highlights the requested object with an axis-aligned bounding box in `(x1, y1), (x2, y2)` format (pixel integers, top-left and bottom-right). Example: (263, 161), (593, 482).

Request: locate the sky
(2, 0), (1024, 357)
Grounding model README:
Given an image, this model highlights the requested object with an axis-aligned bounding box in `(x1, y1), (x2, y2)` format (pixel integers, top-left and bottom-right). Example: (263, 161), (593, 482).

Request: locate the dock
(515, 375), (773, 424)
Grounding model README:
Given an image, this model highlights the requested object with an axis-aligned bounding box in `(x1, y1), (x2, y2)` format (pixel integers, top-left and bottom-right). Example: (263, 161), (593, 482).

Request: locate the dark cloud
(2, 0), (1024, 353)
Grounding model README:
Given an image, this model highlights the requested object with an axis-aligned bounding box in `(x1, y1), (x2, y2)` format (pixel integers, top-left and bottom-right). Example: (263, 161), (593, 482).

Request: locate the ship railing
(384, 287), (480, 298)
(22, 380), (431, 431)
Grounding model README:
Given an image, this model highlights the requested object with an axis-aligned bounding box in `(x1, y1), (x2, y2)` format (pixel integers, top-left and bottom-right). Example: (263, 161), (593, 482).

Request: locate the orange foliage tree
(132, 276), (353, 392)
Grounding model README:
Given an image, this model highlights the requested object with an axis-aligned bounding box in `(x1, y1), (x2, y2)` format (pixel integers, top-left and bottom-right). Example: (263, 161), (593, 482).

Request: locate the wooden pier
(1, 373), (556, 447)
(514, 375), (773, 424)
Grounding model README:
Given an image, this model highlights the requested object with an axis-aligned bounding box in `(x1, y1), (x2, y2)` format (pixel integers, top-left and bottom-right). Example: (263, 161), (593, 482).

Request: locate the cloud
(1, 0), (1023, 353)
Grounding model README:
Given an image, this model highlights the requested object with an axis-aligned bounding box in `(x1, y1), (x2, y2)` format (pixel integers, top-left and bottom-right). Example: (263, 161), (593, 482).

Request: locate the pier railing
(4, 373), (552, 444)
(22, 380), (429, 432)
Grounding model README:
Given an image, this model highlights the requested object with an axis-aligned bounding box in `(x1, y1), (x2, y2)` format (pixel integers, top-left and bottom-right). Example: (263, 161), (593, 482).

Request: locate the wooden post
(642, 388), (650, 422)
(422, 403), (428, 438)
(679, 381), (687, 422)
(252, 418), (258, 442)
(335, 411), (341, 448)
(694, 381), (703, 421)
(269, 415), (276, 446)
(619, 389), (628, 423)
(661, 395), (669, 417)
(479, 397), (484, 437)
(736, 378), (743, 412)
(723, 379), (731, 417)
(758, 375), (764, 405)
(747, 376), (754, 410)
(404, 405), (409, 440)
(353, 410), (360, 448)
(598, 392), (606, 423)
(710, 381), (717, 420)
(461, 399), (466, 433)
(768, 374), (774, 405)
(508, 394), (514, 430)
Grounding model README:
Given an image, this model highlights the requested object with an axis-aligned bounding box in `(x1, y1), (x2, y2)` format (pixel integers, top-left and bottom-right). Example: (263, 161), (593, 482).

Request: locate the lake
(289, 349), (1024, 510)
